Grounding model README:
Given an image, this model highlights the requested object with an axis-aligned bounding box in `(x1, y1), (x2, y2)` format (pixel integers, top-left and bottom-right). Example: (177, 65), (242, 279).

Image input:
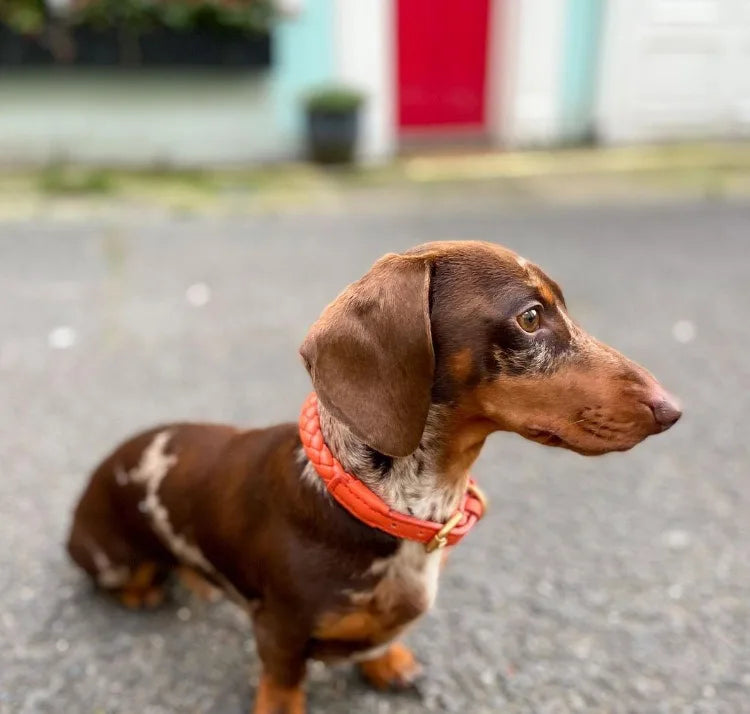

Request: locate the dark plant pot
(306, 108), (360, 165)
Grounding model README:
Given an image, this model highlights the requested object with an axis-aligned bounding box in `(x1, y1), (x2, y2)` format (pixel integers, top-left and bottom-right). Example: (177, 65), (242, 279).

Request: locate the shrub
(304, 86), (365, 115)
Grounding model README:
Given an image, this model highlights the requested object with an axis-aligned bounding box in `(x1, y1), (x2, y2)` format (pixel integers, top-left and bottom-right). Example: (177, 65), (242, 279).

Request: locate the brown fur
(67, 241), (680, 713)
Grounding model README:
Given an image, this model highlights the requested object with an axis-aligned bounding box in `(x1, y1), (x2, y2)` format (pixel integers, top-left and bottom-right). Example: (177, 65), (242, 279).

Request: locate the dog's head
(301, 241), (680, 458)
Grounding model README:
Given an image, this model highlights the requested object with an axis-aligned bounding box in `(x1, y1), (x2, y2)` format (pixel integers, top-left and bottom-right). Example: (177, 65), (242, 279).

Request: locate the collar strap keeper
(299, 392), (487, 551)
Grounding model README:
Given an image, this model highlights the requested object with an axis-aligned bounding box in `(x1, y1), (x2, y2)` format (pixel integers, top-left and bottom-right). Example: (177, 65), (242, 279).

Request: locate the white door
(597, 0), (750, 142)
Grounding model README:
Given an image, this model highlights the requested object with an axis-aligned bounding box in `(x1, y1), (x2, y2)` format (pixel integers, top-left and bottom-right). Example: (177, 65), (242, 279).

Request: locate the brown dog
(67, 241), (680, 713)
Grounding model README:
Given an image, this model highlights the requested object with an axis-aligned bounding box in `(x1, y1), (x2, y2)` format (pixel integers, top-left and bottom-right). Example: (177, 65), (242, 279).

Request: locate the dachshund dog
(67, 241), (680, 713)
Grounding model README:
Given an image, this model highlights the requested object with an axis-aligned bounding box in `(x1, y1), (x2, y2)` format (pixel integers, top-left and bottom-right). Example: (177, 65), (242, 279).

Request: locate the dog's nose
(649, 393), (682, 432)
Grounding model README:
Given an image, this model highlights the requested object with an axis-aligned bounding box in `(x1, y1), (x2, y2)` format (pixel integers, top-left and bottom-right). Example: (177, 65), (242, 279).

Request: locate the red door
(397, 0), (491, 131)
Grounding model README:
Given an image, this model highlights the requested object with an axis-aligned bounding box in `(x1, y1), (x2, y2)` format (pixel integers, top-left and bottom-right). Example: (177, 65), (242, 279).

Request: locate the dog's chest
(314, 542), (442, 651)
(369, 541), (442, 613)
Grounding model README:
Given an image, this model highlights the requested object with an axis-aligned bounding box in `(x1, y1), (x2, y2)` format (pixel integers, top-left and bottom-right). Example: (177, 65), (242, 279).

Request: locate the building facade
(0, 0), (746, 165)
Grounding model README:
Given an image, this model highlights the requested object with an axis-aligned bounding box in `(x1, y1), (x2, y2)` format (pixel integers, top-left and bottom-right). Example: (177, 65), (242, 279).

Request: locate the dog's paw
(117, 585), (166, 610)
(177, 566), (223, 603)
(114, 562), (167, 610)
(358, 643), (423, 691)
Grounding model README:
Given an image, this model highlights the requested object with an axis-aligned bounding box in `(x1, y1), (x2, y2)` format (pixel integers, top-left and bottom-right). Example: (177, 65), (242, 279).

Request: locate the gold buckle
(424, 483), (488, 553)
(425, 511), (463, 553)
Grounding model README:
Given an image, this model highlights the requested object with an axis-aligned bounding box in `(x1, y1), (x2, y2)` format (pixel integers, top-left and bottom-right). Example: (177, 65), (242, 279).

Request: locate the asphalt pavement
(1, 194), (749, 713)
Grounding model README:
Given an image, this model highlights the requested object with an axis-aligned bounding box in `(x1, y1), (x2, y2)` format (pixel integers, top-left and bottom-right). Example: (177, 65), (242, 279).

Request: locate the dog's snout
(648, 393), (682, 432)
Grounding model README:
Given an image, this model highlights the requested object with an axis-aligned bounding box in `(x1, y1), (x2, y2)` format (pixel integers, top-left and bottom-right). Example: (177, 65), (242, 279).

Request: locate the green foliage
(38, 164), (115, 195)
(69, 0), (155, 31)
(79, 0), (273, 34)
(304, 86), (365, 114)
(158, 1), (273, 34)
(0, 0), (274, 34)
(1, 0), (46, 34)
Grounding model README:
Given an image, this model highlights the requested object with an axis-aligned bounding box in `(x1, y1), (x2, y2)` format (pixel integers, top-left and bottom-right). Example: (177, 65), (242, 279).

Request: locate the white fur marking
(369, 541), (442, 614)
(398, 542), (442, 611)
(85, 539), (130, 588)
(421, 547), (442, 609)
(114, 463), (129, 486)
(348, 642), (392, 663)
(125, 431), (214, 573)
(298, 446), (329, 496)
(331, 543), (442, 664)
(317, 402), (465, 523)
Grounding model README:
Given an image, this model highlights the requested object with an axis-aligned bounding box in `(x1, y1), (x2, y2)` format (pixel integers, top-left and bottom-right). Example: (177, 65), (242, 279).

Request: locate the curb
(400, 143), (750, 183)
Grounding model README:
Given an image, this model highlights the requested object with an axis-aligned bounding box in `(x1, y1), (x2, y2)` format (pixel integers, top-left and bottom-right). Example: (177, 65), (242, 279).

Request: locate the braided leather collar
(299, 392), (487, 552)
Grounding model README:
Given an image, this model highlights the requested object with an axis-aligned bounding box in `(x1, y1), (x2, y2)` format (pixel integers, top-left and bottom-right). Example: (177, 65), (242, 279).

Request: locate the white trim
(488, 0), (518, 146)
(334, 0), (396, 161)
(500, 0), (567, 147)
(274, 0), (305, 19)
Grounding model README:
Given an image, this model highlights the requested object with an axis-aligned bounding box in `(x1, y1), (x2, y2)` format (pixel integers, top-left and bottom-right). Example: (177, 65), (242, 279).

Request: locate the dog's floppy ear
(300, 253), (434, 457)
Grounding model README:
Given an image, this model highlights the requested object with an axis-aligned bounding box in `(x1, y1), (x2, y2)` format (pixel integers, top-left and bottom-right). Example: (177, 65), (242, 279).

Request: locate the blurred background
(1, 0), (749, 163)
(1, 1), (750, 713)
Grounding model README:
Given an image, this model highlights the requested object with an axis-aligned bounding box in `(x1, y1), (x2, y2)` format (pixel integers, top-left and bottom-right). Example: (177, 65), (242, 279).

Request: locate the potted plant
(303, 85), (365, 165)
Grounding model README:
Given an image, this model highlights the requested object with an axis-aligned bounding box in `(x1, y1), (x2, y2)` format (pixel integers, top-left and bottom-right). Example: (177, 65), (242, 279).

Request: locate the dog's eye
(517, 308), (540, 333)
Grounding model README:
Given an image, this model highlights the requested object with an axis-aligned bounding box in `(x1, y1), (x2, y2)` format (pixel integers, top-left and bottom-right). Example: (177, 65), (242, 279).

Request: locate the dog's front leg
(252, 607), (308, 714)
(254, 673), (305, 714)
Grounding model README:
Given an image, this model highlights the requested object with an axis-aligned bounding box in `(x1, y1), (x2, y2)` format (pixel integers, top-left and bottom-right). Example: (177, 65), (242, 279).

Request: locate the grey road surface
(1, 197), (749, 714)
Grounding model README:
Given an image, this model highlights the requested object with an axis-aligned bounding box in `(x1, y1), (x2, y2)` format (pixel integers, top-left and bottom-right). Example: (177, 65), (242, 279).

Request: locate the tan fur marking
(522, 263), (557, 305)
(254, 674), (305, 714)
(449, 347), (474, 382)
(358, 643), (422, 690)
(177, 566), (223, 602)
(466, 348), (658, 455)
(116, 562), (165, 610)
(434, 416), (492, 487)
(314, 542), (440, 651)
(538, 281), (557, 306)
(315, 610), (385, 643)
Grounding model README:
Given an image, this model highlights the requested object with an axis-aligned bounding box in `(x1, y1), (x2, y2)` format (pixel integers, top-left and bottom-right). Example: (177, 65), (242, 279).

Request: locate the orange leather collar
(299, 392), (487, 551)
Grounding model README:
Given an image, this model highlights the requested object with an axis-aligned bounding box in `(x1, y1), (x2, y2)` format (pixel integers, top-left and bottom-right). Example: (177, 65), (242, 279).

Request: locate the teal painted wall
(0, 2), (338, 165)
(273, 0), (336, 150)
(559, 0), (604, 142)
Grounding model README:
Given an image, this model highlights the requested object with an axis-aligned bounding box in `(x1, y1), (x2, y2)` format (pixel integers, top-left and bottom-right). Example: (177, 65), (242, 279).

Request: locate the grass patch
(39, 164), (116, 195)
(133, 165), (213, 188)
